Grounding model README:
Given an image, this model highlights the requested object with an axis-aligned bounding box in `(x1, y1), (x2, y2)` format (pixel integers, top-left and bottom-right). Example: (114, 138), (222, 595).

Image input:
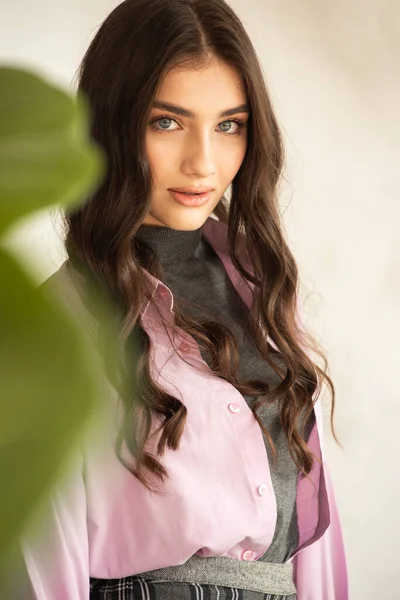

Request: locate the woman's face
(144, 57), (249, 230)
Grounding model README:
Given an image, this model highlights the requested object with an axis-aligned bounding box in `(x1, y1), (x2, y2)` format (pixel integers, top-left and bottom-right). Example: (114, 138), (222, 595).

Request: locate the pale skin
(144, 56), (249, 230)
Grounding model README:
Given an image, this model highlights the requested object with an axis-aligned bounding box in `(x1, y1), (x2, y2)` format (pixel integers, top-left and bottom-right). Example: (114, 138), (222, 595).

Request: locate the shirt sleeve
(3, 446), (90, 600)
(292, 399), (349, 600)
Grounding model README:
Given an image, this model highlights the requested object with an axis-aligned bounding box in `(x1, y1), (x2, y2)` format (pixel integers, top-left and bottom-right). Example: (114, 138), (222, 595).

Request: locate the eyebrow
(152, 100), (250, 119)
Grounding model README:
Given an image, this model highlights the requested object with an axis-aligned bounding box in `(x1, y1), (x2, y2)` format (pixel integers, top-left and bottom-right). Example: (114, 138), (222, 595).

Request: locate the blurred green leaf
(0, 67), (105, 236)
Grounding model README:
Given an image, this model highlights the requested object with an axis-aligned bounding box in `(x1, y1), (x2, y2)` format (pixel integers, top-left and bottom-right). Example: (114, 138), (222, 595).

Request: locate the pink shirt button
(257, 484), (267, 496)
(241, 549), (254, 561)
(157, 286), (169, 300)
(228, 403), (240, 414)
(179, 342), (190, 353)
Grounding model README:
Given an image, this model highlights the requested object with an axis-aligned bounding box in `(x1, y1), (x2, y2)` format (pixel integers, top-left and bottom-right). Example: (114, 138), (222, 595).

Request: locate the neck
(135, 224), (203, 266)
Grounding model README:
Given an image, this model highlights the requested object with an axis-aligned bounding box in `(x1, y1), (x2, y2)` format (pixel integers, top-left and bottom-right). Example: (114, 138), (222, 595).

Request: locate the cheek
(218, 144), (247, 181)
(146, 138), (177, 181)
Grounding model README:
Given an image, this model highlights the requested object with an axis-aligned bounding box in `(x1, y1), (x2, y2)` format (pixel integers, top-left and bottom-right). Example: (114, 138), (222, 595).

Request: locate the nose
(181, 131), (216, 178)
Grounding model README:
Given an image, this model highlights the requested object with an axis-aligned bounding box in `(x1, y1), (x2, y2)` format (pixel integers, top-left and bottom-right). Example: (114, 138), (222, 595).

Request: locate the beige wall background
(1, 1), (399, 598)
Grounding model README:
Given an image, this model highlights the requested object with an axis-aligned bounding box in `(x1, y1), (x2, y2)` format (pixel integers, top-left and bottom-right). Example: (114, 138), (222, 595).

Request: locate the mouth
(169, 187), (214, 194)
(168, 189), (212, 207)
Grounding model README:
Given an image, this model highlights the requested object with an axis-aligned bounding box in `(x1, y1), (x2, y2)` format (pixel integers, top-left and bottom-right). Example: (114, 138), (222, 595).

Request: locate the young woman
(12, 0), (348, 598)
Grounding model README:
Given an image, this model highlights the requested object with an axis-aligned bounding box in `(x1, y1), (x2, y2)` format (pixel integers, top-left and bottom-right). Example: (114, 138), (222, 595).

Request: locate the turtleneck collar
(135, 223), (203, 266)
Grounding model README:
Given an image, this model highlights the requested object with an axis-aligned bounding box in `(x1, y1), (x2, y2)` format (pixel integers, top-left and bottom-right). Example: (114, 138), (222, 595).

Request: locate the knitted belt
(137, 554), (296, 596)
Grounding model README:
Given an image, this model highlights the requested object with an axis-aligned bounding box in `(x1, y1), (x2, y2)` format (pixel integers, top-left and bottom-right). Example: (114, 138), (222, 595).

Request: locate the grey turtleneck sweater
(135, 223), (299, 564)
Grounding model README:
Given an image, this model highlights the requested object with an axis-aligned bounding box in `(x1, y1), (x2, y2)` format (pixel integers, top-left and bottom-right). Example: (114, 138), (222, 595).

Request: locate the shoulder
(39, 260), (82, 296)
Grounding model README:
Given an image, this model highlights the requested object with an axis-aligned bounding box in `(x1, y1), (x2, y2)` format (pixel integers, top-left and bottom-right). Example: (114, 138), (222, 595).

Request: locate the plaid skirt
(89, 576), (297, 599)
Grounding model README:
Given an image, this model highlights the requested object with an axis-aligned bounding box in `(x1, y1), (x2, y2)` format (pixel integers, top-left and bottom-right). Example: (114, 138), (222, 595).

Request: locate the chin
(144, 207), (214, 231)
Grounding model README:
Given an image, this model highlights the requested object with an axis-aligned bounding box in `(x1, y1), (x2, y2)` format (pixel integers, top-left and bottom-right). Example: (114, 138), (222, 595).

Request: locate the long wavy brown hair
(64, 0), (338, 490)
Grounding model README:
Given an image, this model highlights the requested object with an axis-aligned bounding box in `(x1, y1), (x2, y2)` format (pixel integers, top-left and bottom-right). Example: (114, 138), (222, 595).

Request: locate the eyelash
(149, 115), (247, 136)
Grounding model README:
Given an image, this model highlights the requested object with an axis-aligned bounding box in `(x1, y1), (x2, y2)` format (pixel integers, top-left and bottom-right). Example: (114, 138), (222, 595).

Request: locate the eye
(218, 120), (245, 135)
(150, 116), (180, 132)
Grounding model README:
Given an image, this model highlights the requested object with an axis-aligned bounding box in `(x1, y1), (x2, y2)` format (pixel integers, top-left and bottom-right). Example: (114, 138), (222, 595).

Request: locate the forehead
(155, 59), (247, 116)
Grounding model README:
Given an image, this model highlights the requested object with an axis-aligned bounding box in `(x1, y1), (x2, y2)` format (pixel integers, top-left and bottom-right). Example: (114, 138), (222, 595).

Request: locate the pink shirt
(16, 217), (348, 599)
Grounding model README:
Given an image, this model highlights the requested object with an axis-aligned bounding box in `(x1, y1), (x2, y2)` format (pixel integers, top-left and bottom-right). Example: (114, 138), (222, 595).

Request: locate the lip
(168, 189), (212, 207)
(169, 186), (215, 194)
